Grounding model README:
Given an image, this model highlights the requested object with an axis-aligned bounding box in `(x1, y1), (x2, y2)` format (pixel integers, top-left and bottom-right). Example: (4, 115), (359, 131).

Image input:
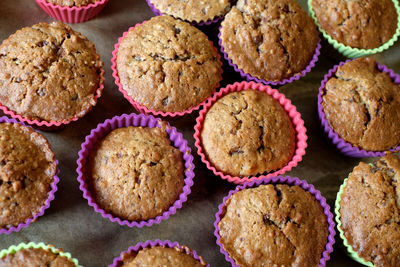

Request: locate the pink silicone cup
(76, 113), (195, 227)
(214, 176), (336, 267)
(109, 239), (209, 267)
(0, 116), (59, 235)
(318, 59), (400, 157)
(111, 20), (223, 118)
(0, 63), (104, 131)
(193, 81), (308, 185)
(218, 26), (321, 86)
(145, 0), (225, 26)
(35, 0), (109, 23)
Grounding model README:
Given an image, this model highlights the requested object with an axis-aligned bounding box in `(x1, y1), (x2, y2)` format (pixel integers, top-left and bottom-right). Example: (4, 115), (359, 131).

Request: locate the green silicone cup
(0, 242), (82, 267)
(335, 178), (375, 267)
(308, 0), (400, 58)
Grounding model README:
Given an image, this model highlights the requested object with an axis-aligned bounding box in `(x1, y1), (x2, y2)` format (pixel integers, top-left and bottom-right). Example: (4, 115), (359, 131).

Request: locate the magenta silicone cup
(214, 176), (336, 267)
(0, 116), (59, 235)
(145, 0), (225, 26)
(111, 20), (223, 118)
(35, 0), (109, 23)
(218, 26), (321, 86)
(194, 81), (307, 185)
(109, 239), (209, 267)
(318, 59), (400, 157)
(76, 113), (195, 227)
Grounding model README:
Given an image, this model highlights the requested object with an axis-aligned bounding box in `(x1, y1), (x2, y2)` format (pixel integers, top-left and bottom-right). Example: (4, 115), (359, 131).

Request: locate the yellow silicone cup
(308, 0), (400, 58)
(0, 242), (82, 267)
(335, 178), (375, 267)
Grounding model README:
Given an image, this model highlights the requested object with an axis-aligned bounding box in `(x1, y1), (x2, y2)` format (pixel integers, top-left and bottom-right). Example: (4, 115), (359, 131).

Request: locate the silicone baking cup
(111, 20), (223, 117)
(0, 62), (104, 131)
(145, 0), (225, 26)
(0, 116), (59, 235)
(318, 59), (400, 157)
(76, 113), (195, 227)
(194, 81), (307, 185)
(214, 176), (336, 267)
(335, 178), (374, 266)
(109, 240), (208, 267)
(35, 0), (109, 23)
(0, 242), (81, 266)
(308, 0), (400, 58)
(218, 27), (321, 86)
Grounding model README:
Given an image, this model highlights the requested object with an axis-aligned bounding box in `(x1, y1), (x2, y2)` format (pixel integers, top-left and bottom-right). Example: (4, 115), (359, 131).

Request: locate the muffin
(114, 15), (222, 115)
(219, 0), (319, 82)
(311, 0), (398, 50)
(217, 183), (330, 266)
(200, 89), (295, 177)
(147, 0), (231, 24)
(86, 125), (185, 221)
(44, 0), (102, 7)
(0, 21), (104, 126)
(321, 57), (400, 152)
(338, 153), (400, 266)
(0, 121), (57, 231)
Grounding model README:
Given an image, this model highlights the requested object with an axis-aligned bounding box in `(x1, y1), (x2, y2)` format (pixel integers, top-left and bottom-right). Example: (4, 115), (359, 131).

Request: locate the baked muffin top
(312, 0), (398, 49)
(218, 184), (329, 267)
(0, 21), (103, 122)
(45, 0), (101, 7)
(0, 247), (75, 267)
(201, 90), (295, 177)
(322, 57), (400, 151)
(87, 126), (185, 221)
(220, 0), (318, 82)
(149, 0), (231, 22)
(116, 15), (222, 113)
(0, 123), (56, 229)
(340, 153), (400, 266)
(119, 246), (206, 267)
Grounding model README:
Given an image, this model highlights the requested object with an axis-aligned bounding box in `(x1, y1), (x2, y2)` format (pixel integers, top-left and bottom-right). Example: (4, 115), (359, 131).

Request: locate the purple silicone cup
(145, 0), (225, 26)
(214, 176), (336, 267)
(0, 116), (59, 235)
(218, 26), (321, 86)
(317, 59), (400, 157)
(109, 239), (209, 267)
(76, 113), (195, 228)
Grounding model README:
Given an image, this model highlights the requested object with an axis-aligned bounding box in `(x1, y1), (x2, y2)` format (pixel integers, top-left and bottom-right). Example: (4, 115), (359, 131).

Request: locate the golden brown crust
(0, 123), (56, 228)
(340, 153), (400, 267)
(149, 0), (231, 22)
(312, 0), (398, 49)
(87, 126), (185, 221)
(45, 0), (100, 7)
(120, 246), (206, 267)
(218, 184), (329, 267)
(201, 90), (295, 177)
(322, 57), (400, 151)
(116, 15), (222, 113)
(220, 0), (318, 81)
(0, 21), (103, 122)
(0, 248), (75, 267)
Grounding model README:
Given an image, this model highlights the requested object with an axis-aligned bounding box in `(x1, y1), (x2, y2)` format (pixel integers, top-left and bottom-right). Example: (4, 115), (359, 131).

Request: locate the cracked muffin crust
(87, 126), (185, 221)
(45, 0), (101, 7)
(220, 0), (318, 82)
(0, 21), (103, 122)
(322, 57), (400, 151)
(201, 90), (295, 177)
(149, 0), (231, 22)
(118, 246), (206, 267)
(312, 0), (398, 49)
(116, 15), (222, 113)
(339, 153), (400, 266)
(218, 184), (329, 267)
(0, 247), (75, 267)
(0, 123), (56, 229)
